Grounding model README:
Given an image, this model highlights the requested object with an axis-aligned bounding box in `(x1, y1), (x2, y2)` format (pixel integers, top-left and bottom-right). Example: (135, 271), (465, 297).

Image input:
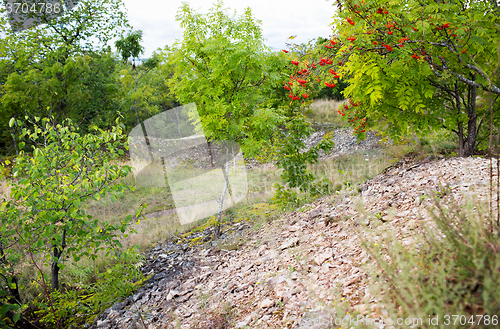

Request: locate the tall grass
(362, 195), (500, 328)
(305, 99), (346, 126)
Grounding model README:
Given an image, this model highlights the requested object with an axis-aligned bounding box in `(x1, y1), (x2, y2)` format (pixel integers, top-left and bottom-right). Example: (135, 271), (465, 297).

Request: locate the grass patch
(305, 99), (346, 126)
(418, 128), (459, 157)
(271, 143), (414, 210)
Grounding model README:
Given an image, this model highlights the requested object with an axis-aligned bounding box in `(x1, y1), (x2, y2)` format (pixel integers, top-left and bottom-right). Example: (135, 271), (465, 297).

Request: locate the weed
(374, 212), (384, 221)
(198, 291), (211, 310)
(36, 248), (147, 327)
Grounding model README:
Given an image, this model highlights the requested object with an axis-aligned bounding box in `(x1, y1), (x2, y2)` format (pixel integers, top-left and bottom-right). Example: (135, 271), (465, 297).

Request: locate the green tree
(167, 1), (333, 231)
(0, 0), (130, 154)
(286, 0), (500, 156)
(168, 1), (284, 153)
(0, 117), (142, 327)
(67, 50), (124, 133)
(115, 30), (167, 127)
(0, 50), (127, 156)
(144, 47), (181, 118)
(168, 2), (335, 221)
(168, 1), (280, 236)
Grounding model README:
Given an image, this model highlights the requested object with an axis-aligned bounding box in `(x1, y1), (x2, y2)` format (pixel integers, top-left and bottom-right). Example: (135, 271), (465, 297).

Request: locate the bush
(363, 196), (500, 328)
(36, 248), (147, 327)
(271, 183), (302, 210)
(0, 117), (145, 327)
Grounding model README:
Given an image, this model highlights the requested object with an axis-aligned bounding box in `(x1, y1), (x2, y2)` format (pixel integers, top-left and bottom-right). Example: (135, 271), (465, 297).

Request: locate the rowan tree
(167, 1), (334, 228)
(285, 0), (500, 156)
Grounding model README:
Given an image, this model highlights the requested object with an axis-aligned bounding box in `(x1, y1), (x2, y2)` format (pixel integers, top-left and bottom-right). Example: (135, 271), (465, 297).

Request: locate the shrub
(363, 196), (500, 328)
(0, 117), (145, 327)
(36, 248), (147, 327)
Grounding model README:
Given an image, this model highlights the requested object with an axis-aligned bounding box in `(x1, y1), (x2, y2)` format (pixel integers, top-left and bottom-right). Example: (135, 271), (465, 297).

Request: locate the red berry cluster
(382, 44), (393, 52)
(319, 58), (333, 66)
(284, 62), (314, 101)
(376, 7), (388, 14)
(342, 100), (366, 133)
(329, 69), (340, 78)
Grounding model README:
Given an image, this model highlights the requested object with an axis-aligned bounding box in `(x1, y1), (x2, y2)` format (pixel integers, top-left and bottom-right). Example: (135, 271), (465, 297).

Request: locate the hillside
(91, 154), (498, 329)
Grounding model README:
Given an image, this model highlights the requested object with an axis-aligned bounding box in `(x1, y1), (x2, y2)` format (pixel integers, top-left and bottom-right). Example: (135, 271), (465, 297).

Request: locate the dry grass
(81, 158), (282, 252)
(305, 99), (347, 125)
(0, 178), (11, 200)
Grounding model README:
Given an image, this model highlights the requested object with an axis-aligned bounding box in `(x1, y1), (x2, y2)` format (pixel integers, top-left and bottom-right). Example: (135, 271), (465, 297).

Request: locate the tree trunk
(228, 146), (236, 206)
(133, 65), (140, 126)
(51, 229), (66, 291)
(453, 76), (479, 157)
(207, 140), (215, 169)
(175, 110), (182, 138)
(51, 251), (61, 292)
(454, 83), (465, 157)
(10, 125), (18, 156)
(214, 147), (230, 239)
(463, 75), (478, 157)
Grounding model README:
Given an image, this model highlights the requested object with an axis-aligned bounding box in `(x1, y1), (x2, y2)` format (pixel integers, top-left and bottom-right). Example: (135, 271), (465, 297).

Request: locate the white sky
(120, 0), (337, 58)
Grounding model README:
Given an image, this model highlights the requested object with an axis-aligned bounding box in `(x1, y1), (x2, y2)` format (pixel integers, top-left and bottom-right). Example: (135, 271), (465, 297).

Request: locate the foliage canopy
(285, 0), (500, 156)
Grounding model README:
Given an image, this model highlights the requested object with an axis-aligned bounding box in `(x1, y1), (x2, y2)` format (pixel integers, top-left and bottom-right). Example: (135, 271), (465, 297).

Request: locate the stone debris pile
(91, 155), (497, 328)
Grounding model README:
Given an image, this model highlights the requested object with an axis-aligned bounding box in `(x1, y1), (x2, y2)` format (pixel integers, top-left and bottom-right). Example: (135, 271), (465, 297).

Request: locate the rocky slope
(91, 152), (497, 329)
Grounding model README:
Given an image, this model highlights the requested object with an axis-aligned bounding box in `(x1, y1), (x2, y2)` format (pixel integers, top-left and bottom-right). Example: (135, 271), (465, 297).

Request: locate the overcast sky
(120, 0), (337, 58)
